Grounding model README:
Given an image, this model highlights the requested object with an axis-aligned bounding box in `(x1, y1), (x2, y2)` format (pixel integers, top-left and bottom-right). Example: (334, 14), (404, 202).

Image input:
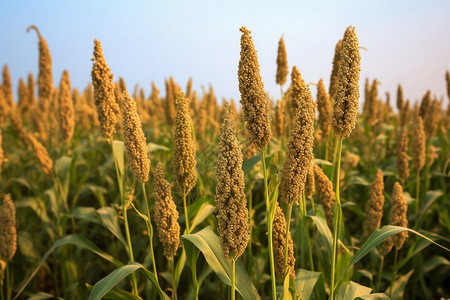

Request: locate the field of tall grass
(0, 24), (449, 300)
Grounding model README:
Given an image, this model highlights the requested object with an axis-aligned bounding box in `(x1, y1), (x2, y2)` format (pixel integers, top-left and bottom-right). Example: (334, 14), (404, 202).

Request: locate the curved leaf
(355, 293), (390, 300)
(183, 227), (260, 300)
(336, 281), (371, 300)
(14, 234), (122, 300)
(88, 263), (169, 300)
(294, 269), (322, 300)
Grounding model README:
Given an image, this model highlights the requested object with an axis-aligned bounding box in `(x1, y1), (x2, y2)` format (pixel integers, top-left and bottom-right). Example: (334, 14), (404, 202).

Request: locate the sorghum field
(0, 24), (449, 300)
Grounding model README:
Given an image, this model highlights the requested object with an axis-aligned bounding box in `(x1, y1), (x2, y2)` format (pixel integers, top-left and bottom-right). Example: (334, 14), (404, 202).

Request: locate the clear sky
(1, 0), (450, 106)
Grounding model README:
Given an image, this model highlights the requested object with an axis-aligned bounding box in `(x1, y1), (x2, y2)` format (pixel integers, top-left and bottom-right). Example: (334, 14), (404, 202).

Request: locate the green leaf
(337, 225), (450, 284)
(54, 156), (73, 180)
(355, 293), (391, 300)
(309, 215), (333, 259)
(112, 141), (125, 176)
(243, 153), (261, 175)
(294, 269), (321, 300)
(87, 263), (170, 300)
(183, 227), (260, 300)
(86, 284), (142, 300)
(190, 202), (215, 231)
(280, 271), (294, 300)
(147, 142), (170, 152)
(14, 234), (122, 300)
(97, 207), (128, 251)
(387, 270), (413, 299)
(312, 158), (333, 166)
(336, 281), (372, 300)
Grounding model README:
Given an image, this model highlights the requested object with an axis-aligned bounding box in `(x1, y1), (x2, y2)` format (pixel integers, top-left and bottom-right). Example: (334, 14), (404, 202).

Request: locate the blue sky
(1, 0), (450, 106)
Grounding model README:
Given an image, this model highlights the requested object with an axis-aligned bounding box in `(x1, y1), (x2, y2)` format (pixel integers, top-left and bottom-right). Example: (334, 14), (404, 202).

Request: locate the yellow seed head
(397, 84), (404, 111)
(28, 133), (53, 176)
(186, 77), (193, 99)
(364, 169), (385, 237)
(173, 93), (197, 196)
(313, 165), (335, 229)
(317, 78), (332, 139)
(58, 70), (75, 143)
(276, 36), (289, 86)
(396, 130), (410, 185)
(424, 99), (441, 140)
(280, 66), (315, 205)
(0, 194), (17, 262)
(399, 99), (410, 128)
(389, 182), (409, 250)
(18, 78), (29, 116)
(305, 164), (315, 199)
(27, 25), (53, 114)
(274, 99), (285, 137)
(332, 26), (361, 139)
(2, 65), (14, 110)
(214, 104), (249, 260)
(412, 116), (425, 172)
(153, 162), (181, 260)
(0, 130), (7, 175)
(164, 78), (176, 126)
(238, 26), (271, 150)
(272, 201), (296, 280)
(329, 39), (343, 101)
(91, 39), (120, 142)
(419, 90), (431, 119)
(122, 90), (150, 182)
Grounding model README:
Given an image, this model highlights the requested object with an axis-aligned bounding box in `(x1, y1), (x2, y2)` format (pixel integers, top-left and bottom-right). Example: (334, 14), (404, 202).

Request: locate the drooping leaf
(336, 281), (372, 300)
(112, 140), (125, 176)
(183, 227), (260, 300)
(355, 293), (391, 300)
(294, 269), (322, 300)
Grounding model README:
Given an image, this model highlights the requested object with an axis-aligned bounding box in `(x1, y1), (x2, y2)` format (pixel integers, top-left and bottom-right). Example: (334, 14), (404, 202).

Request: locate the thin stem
(330, 138), (343, 300)
(415, 170), (420, 216)
(248, 190), (253, 274)
(231, 258), (236, 300)
(170, 259), (177, 300)
(389, 249), (399, 297)
(5, 262), (9, 300)
(183, 194), (191, 234)
(142, 183), (158, 282)
(112, 143), (138, 296)
(331, 137), (339, 183)
(261, 150), (277, 300)
(283, 204), (293, 273)
(376, 255), (385, 292)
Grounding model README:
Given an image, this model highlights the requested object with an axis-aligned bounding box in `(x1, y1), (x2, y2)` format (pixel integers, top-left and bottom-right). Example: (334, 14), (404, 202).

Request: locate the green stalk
(415, 170), (420, 216)
(183, 194), (191, 234)
(142, 183), (158, 281)
(248, 190), (253, 273)
(389, 249), (399, 297)
(331, 137), (339, 183)
(283, 204), (293, 273)
(261, 150), (277, 300)
(330, 138), (343, 300)
(170, 259), (177, 300)
(112, 143), (138, 296)
(301, 192), (315, 271)
(376, 255), (384, 292)
(231, 258), (236, 300)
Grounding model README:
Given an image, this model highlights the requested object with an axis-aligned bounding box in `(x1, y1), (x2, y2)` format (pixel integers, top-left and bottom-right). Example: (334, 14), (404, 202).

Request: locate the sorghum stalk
(330, 25), (361, 299)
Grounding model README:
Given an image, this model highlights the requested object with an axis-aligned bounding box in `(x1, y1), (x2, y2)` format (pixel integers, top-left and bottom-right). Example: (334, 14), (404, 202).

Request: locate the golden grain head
(313, 164), (335, 229)
(276, 36), (288, 86)
(122, 90), (150, 182)
(412, 116), (425, 172)
(389, 182), (408, 250)
(317, 78), (332, 139)
(396, 130), (410, 185)
(0, 194), (17, 262)
(397, 84), (404, 111)
(214, 103), (249, 260)
(329, 39), (343, 100)
(364, 169), (385, 237)
(332, 26), (361, 139)
(91, 39), (120, 142)
(153, 162), (181, 260)
(58, 70), (75, 143)
(173, 92), (197, 196)
(280, 65), (315, 205)
(238, 26), (271, 150)
(272, 201), (296, 280)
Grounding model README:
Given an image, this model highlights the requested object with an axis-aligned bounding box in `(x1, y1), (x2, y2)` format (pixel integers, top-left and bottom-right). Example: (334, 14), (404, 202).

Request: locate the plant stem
(301, 192), (315, 271)
(170, 259), (177, 300)
(248, 189), (253, 274)
(330, 138), (343, 300)
(112, 143), (138, 296)
(389, 249), (399, 297)
(376, 255), (384, 292)
(283, 204), (293, 273)
(231, 258), (236, 300)
(261, 150), (277, 300)
(331, 137), (339, 183)
(183, 194), (191, 234)
(415, 169), (420, 216)
(142, 183), (158, 282)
